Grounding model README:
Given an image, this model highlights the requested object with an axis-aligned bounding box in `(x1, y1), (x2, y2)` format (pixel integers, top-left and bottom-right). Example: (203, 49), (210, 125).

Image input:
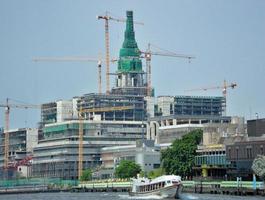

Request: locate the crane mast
(4, 98), (10, 171)
(0, 98), (40, 178)
(78, 107), (84, 179)
(105, 19), (110, 95)
(77, 105), (134, 180)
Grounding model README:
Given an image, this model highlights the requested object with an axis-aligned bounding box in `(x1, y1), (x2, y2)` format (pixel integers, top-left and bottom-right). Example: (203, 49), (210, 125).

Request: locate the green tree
(161, 129), (203, 177)
(148, 168), (165, 179)
(80, 169), (92, 181)
(115, 160), (142, 178)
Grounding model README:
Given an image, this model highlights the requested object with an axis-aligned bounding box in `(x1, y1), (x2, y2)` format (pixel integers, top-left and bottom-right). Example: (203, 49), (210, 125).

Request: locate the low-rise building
(148, 115), (244, 145)
(226, 137), (265, 179)
(100, 140), (160, 178)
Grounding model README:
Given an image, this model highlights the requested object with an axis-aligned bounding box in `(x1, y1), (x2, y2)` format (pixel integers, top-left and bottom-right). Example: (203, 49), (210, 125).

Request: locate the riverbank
(0, 185), (69, 195)
(0, 180), (264, 196)
(74, 180), (265, 196)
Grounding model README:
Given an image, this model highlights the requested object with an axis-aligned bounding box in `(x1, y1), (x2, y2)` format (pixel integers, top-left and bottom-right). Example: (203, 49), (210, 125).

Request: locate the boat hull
(129, 184), (182, 198)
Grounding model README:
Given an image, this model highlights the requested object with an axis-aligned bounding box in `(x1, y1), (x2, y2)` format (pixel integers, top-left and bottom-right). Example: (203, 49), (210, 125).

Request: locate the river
(0, 192), (264, 200)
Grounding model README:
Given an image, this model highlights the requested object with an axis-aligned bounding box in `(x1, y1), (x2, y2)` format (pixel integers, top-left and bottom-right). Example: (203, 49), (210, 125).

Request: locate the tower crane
(33, 56), (103, 94)
(140, 43), (195, 96)
(0, 98), (40, 171)
(77, 105), (134, 180)
(185, 80), (237, 115)
(97, 11), (144, 94)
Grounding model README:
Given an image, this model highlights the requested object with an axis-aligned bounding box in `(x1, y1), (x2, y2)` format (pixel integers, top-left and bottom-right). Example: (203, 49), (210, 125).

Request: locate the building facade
(148, 115), (244, 145)
(155, 95), (225, 117)
(100, 140), (160, 178)
(0, 128), (39, 178)
(247, 118), (265, 137)
(32, 120), (146, 179)
(226, 137), (265, 179)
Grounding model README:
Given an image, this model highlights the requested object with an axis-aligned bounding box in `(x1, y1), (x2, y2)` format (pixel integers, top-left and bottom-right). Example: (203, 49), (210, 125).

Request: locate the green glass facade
(195, 154), (230, 166)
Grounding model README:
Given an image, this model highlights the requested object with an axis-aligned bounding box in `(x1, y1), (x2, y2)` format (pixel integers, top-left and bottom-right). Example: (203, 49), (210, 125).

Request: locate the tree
(148, 168), (165, 179)
(115, 160), (142, 178)
(161, 129), (203, 177)
(80, 169), (92, 181)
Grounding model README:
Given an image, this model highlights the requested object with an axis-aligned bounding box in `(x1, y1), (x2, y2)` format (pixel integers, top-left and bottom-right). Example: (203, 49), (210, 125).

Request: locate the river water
(0, 192), (264, 200)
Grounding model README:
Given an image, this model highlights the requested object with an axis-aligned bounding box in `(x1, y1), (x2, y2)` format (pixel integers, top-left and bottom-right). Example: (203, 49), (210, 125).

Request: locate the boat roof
(151, 175), (181, 184)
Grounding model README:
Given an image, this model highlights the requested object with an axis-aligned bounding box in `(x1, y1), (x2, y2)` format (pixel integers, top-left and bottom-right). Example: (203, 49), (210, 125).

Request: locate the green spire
(118, 11), (142, 72)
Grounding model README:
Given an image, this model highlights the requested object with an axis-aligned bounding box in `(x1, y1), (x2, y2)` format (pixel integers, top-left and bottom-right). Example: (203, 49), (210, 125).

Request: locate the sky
(0, 0), (265, 129)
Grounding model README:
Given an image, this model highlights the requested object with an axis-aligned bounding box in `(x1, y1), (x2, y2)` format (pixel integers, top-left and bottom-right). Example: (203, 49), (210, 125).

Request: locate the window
(153, 164), (160, 169)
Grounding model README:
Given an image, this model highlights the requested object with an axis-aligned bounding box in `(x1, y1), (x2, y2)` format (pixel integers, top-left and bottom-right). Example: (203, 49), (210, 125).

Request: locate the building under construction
(0, 128), (39, 179)
(32, 120), (145, 179)
(0, 10), (237, 180)
(32, 10), (148, 179)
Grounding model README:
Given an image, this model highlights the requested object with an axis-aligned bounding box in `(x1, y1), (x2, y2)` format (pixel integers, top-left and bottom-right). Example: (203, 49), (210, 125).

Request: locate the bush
(80, 169), (92, 181)
(115, 160), (142, 179)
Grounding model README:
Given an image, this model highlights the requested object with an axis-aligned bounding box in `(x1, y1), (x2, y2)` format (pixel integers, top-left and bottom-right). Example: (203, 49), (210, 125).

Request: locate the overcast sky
(0, 0), (265, 129)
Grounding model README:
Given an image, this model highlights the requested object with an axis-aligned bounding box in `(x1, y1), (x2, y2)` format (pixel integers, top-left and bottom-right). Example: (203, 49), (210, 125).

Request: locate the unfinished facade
(32, 120), (146, 179)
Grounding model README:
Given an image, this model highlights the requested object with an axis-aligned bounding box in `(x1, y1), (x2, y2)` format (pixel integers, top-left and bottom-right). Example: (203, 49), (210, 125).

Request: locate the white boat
(129, 175), (182, 199)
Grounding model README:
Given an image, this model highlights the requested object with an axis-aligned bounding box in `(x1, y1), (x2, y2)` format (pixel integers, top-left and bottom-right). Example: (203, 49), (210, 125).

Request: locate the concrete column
(161, 120), (165, 127)
(149, 122), (155, 140)
(202, 164), (208, 178)
(147, 123), (151, 139)
(166, 120), (170, 126)
(154, 122), (160, 144)
(173, 119), (177, 125)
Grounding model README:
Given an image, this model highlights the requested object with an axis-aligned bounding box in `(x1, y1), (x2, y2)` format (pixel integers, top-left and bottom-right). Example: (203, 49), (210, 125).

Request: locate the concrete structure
(78, 93), (146, 121)
(41, 99), (78, 126)
(147, 114), (246, 179)
(247, 118), (265, 137)
(100, 140), (160, 178)
(226, 136), (265, 179)
(135, 140), (161, 174)
(155, 95), (225, 117)
(192, 117), (245, 179)
(148, 115), (244, 145)
(17, 165), (32, 178)
(0, 128), (39, 178)
(194, 144), (230, 179)
(32, 120), (146, 179)
(32, 11), (150, 180)
(0, 128), (38, 166)
(145, 96), (155, 118)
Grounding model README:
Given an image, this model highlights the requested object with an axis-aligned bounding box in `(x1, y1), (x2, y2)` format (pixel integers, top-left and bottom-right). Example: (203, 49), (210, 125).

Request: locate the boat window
(167, 180), (171, 184)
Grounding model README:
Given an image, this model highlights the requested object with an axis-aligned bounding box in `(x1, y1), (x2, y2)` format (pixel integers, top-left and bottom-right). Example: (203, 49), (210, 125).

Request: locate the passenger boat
(129, 175), (182, 198)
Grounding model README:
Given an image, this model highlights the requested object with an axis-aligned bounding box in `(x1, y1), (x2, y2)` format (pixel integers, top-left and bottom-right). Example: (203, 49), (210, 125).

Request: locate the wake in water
(119, 193), (199, 200)
(178, 193), (199, 200)
(118, 194), (164, 199)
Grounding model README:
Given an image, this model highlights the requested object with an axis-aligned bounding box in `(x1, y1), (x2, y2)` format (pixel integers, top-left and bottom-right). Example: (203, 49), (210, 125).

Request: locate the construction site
(1, 10), (263, 184)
